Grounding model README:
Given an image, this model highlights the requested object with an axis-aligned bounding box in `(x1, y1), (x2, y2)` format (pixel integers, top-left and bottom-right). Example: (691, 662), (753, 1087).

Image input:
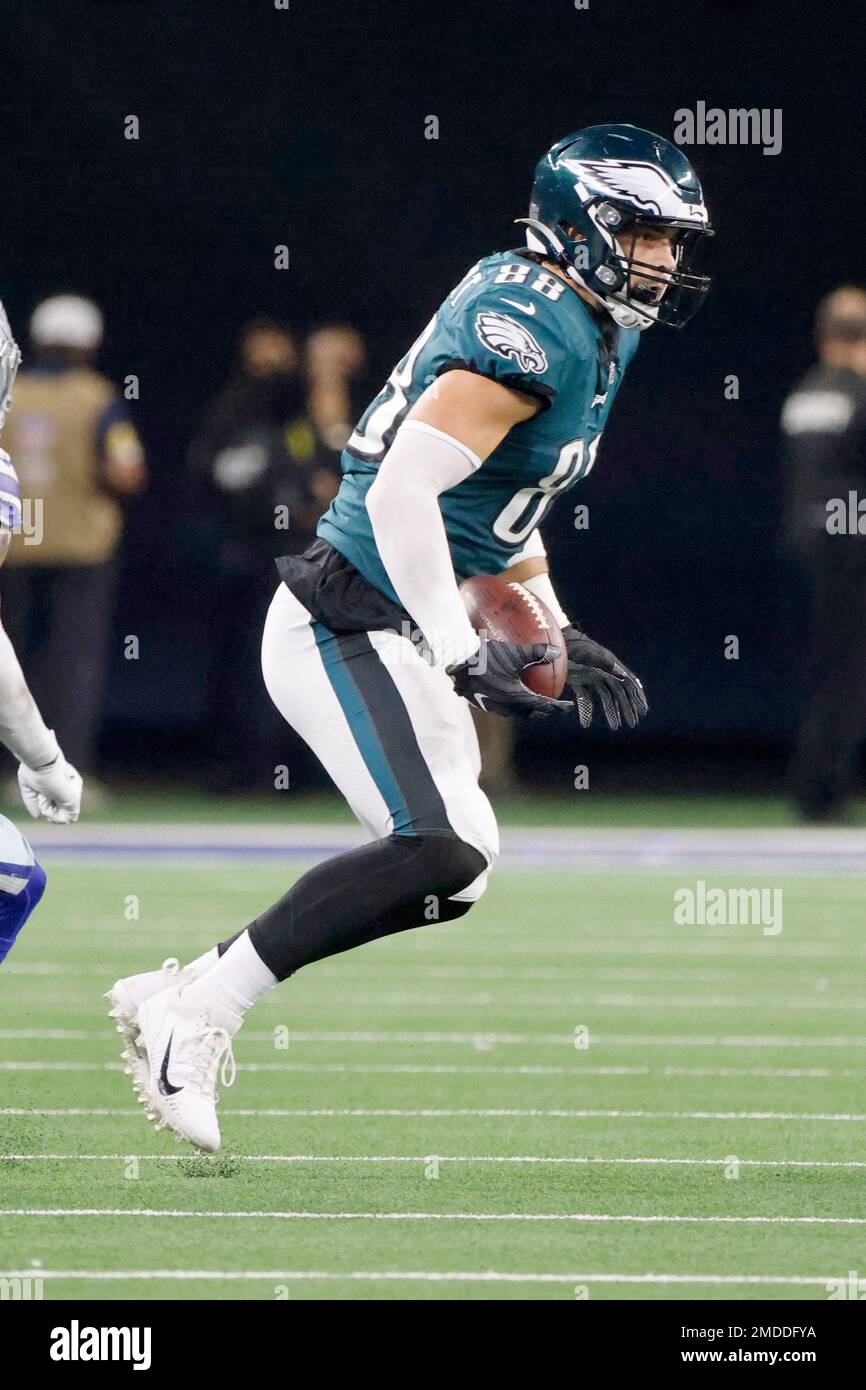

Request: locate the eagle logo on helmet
(562, 158), (708, 223)
(475, 312), (548, 374)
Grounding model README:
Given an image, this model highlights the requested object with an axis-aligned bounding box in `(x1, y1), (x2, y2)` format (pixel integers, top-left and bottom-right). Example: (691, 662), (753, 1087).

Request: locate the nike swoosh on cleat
(501, 298), (536, 315)
(158, 1030), (184, 1096)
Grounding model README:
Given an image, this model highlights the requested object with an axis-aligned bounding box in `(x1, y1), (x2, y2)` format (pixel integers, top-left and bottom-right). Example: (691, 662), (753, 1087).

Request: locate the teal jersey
(318, 251), (639, 603)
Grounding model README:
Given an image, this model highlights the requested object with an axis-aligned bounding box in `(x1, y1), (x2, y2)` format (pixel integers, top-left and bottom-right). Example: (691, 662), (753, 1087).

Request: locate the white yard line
(3, 1153), (866, 1169)
(11, 960), (853, 984)
(0, 1063), (853, 1093)
(0, 1064), (860, 1079)
(0, 1269), (845, 1286)
(3, 1208), (866, 1225)
(6, 1029), (866, 1047)
(0, 1092), (863, 1122)
(13, 940), (866, 958)
(7, 971), (866, 1011)
(0, 1087), (863, 1124)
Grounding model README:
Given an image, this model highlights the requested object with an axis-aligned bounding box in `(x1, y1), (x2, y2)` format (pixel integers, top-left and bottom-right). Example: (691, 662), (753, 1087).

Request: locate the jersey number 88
(492, 434), (601, 544)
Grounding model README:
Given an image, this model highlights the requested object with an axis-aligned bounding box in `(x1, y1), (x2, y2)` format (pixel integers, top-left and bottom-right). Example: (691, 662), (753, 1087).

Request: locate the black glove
(451, 638), (573, 718)
(561, 625), (648, 730)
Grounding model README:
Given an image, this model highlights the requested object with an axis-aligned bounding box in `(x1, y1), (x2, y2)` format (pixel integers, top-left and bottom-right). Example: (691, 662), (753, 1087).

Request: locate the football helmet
(519, 123), (713, 331)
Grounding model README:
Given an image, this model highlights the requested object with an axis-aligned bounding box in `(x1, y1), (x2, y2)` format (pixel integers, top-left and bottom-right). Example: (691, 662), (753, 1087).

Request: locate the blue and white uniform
(0, 302), (48, 963)
(0, 815), (45, 965)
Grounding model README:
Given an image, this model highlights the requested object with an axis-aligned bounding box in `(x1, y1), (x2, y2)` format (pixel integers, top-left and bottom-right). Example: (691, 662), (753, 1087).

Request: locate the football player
(110, 124), (712, 1149)
(0, 302), (83, 965)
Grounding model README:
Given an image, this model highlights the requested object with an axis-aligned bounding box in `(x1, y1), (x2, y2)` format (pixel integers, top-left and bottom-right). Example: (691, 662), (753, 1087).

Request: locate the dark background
(1, 0), (861, 790)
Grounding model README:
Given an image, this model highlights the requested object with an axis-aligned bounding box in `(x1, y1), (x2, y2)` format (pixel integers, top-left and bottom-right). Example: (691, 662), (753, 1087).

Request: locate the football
(459, 572), (569, 698)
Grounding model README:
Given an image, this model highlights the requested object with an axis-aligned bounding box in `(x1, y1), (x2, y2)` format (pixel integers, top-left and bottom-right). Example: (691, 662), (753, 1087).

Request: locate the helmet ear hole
(597, 202), (625, 231)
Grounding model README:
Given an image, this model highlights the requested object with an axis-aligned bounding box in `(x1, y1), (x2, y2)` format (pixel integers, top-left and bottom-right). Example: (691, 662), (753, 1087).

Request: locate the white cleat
(136, 987), (237, 1153)
(106, 958), (194, 1102)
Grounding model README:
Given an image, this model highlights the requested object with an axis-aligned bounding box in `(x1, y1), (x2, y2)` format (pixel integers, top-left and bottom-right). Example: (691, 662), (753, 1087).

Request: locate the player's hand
(451, 638), (573, 718)
(562, 625), (648, 730)
(18, 738), (83, 823)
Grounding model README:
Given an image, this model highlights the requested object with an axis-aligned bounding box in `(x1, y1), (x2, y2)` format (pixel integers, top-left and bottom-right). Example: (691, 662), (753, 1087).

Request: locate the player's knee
(448, 862), (491, 907)
(450, 799), (499, 910)
(426, 831), (496, 916)
(452, 791), (499, 877)
(415, 833), (483, 895)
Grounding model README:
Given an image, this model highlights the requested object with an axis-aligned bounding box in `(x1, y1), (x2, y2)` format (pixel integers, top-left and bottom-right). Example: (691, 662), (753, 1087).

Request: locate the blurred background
(1, 0), (864, 820)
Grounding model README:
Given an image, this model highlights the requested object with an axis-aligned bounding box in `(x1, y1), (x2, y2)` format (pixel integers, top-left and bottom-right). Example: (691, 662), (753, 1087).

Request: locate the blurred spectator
(305, 325), (367, 455)
(471, 705), (519, 798)
(781, 286), (866, 821)
(1, 295), (146, 784)
(189, 318), (347, 791)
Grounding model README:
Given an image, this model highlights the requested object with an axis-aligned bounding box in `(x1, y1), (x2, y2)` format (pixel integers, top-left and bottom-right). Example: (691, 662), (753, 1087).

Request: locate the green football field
(1, 828), (865, 1301)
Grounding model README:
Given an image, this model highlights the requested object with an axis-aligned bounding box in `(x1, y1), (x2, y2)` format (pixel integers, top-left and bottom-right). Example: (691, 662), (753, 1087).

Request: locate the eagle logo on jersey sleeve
(474, 311), (549, 374)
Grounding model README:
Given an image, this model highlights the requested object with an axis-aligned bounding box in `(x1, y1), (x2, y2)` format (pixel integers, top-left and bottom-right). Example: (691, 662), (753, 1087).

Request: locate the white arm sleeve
(505, 528), (570, 628)
(0, 617), (58, 768)
(522, 570), (570, 629)
(365, 420), (483, 668)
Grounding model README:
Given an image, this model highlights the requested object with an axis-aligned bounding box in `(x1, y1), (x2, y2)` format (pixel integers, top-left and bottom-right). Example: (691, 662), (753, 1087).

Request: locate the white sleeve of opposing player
(505, 528), (571, 628)
(0, 617), (58, 768)
(365, 420), (482, 668)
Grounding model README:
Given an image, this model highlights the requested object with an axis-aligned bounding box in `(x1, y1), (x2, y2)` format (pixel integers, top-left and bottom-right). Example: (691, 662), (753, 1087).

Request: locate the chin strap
(516, 216), (656, 332)
(515, 217), (585, 288)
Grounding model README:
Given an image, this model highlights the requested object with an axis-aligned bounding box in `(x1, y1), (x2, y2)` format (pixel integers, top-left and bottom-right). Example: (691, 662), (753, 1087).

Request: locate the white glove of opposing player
(18, 734), (83, 823)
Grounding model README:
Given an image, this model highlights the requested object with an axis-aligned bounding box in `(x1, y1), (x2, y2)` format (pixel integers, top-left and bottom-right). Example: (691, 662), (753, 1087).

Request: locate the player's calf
(246, 831), (492, 978)
(125, 832), (494, 1150)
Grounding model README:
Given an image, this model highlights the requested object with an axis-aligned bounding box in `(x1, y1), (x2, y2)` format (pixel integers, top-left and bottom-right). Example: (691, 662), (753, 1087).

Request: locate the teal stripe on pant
(311, 620), (454, 837)
(312, 621), (413, 833)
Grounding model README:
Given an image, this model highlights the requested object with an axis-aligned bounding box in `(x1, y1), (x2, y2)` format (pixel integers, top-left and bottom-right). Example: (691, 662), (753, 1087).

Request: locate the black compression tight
(218, 833), (487, 981)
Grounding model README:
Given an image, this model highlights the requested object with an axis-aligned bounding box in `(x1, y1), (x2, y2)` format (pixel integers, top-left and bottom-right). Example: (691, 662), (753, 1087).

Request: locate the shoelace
(186, 1024), (237, 1101)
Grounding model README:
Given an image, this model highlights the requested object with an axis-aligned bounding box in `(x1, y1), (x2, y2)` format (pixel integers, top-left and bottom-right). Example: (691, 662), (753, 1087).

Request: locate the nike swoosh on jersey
(158, 1030), (184, 1095)
(500, 298), (536, 315)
